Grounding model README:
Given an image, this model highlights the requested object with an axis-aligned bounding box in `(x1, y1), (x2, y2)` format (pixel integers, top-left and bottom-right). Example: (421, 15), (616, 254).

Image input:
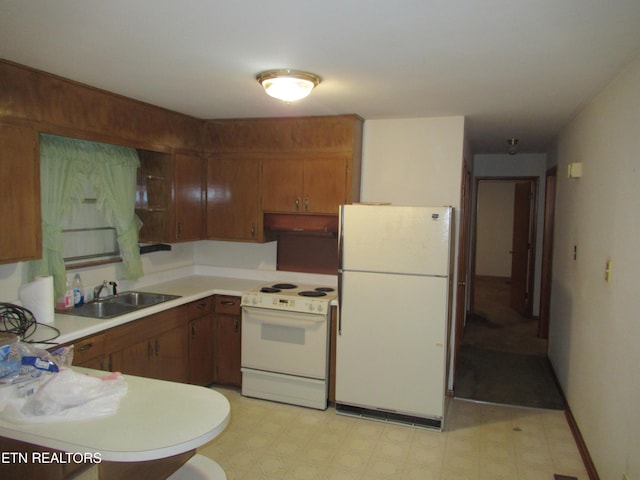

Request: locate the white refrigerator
(336, 204), (453, 429)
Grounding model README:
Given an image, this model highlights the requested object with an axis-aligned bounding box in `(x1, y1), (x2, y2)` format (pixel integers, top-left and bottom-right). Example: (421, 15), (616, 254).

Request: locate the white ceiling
(2, 1), (640, 153)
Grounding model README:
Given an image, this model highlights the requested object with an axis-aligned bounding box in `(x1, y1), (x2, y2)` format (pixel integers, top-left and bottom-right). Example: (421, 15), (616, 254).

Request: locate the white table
(0, 368), (230, 478)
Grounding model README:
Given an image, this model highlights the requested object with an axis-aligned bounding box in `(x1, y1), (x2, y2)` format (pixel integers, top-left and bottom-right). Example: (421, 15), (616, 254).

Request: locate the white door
(336, 270), (448, 418)
(242, 307), (329, 379)
(339, 205), (452, 276)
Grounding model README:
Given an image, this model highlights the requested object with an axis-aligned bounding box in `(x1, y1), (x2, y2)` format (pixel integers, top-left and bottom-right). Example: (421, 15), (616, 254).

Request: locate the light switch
(605, 259), (612, 283)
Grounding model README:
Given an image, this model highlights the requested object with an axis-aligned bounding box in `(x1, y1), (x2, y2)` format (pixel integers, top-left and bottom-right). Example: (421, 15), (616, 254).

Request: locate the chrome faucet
(93, 280), (109, 301)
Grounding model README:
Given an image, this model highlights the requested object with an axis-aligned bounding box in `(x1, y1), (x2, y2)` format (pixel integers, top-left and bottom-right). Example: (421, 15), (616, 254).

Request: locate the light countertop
(34, 267), (338, 348)
(0, 367), (230, 462)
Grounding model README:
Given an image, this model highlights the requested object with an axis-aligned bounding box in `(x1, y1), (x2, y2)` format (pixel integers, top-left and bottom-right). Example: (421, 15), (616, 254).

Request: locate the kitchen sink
(58, 291), (181, 319)
(110, 291), (180, 307)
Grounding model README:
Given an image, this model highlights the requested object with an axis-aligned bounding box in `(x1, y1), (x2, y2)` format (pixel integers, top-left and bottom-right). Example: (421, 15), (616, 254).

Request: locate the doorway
(453, 177), (564, 409)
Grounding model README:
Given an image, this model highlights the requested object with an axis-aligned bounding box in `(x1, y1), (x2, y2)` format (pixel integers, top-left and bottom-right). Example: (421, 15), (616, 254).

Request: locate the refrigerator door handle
(337, 271), (343, 335)
(337, 205), (345, 335)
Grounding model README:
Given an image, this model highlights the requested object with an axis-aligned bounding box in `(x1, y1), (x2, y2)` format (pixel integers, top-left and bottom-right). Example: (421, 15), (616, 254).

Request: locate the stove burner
(272, 283), (297, 290)
(260, 287), (281, 293)
(299, 290), (327, 297)
(315, 287), (335, 292)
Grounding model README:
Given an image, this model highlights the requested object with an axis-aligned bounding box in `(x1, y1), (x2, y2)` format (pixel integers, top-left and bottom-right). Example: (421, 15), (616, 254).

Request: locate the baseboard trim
(547, 360), (599, 480)
(564, 406), (599, 480)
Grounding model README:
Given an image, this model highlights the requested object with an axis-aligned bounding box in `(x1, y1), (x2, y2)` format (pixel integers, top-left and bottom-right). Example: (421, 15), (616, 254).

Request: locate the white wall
(472, 153), (547, 315)
(361, 116), (465, 207)
(475, 181), (514, 277)
(550, 54), (640, 480)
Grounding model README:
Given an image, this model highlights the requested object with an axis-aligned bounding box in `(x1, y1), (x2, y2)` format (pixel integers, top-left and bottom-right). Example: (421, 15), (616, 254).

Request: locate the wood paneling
(0, 60), (203, 151)
(204, 115), (363, 153)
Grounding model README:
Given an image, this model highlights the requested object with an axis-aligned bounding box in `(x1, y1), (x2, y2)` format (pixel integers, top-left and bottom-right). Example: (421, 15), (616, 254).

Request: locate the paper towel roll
(19, 276), (55, 324)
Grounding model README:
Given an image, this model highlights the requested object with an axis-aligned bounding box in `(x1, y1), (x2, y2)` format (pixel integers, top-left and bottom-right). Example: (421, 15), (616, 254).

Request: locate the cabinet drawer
(214, 295), (241, 315)
(73, 334), (106, 364)
(189, 296), (213, 318)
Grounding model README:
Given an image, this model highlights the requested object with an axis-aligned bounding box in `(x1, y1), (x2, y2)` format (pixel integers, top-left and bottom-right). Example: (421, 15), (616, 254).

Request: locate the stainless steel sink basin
(111, 291), (180, 307)
(58, 291), (181, 319)
(69, 301), (138, 319)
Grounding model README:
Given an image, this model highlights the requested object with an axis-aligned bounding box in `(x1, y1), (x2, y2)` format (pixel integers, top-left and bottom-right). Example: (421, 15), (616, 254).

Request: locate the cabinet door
(262, 157), (304, 213)
(216, 313), (242, 387)
(154, 325), (189, 383)
(73, 334), (109, 371)
(189, 315), (215, 386)
(207, 155), (262, 241)
(303, 155), (348, 214)
(110, 337), (157, 379)
(0, 122), (41, 263)
(110, 326), (188, 382)
(77, 355), (110, 371)
(174, 152), (204, 242)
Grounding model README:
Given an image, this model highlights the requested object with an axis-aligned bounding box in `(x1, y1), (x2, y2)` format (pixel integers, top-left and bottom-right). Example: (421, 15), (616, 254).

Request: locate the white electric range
(240, 282), (337, 410)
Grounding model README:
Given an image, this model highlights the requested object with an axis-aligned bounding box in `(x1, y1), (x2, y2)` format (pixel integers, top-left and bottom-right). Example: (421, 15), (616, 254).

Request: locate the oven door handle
(242, 306), (326, 328)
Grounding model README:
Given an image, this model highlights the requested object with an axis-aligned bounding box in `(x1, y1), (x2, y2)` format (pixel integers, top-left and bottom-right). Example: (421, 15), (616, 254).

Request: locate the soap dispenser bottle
(72, 273), (84, 307)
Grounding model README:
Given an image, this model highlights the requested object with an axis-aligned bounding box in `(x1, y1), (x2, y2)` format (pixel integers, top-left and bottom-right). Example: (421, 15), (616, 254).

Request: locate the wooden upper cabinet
(206, 155), (262, 241)
(204, 114), (363, 219)
(0, 122), (41, 264)
(262, 154), (349, 215)
(304, 154), (351, 214)
(174, 152), (205, 242)
(137, 150), (204, 243)
(261, 156), (304, 213)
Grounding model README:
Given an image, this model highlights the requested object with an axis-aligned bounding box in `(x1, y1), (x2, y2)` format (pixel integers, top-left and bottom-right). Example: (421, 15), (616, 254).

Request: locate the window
(29, 134), (143, 298)
(61, 179), (120, 266)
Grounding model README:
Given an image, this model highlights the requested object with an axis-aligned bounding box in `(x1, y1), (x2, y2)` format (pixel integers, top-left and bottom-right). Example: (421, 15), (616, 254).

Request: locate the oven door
(241, 306), (329, 380)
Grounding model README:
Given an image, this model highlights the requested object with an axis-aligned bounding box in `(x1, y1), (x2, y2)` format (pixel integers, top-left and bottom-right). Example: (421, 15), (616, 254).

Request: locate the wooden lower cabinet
(188, 297), (216, 386)
(97, 305), (190, 384)
(72, 333), (109, 371)
(214, 295), (242, 387)
(110, 325), (189, 383)
(65, 296), (241, 388)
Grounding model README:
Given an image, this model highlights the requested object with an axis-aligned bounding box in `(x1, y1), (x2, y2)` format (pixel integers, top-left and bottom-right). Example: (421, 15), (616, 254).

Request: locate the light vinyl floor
(198, 388), (588, 480)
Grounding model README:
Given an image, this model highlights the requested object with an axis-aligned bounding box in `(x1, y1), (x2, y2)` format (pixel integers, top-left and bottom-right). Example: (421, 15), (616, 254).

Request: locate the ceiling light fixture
(507, 138), (519, 155)
(256, 69), (321, 102)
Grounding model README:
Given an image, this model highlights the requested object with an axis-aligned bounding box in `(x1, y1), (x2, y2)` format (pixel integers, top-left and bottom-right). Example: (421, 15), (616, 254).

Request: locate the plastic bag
(0, 369), (127, 424)
(0, 339), (69, 386)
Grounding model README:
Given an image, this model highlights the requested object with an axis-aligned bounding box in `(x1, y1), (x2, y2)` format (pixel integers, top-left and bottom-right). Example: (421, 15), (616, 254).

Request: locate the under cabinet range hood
(264, 214), (339, 274)
(263, 213), (338, 233)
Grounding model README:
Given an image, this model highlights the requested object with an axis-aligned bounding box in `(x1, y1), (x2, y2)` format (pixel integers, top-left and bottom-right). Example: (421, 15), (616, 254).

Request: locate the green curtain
(29, 134), (143, 298)
(91, 146), (143, 280)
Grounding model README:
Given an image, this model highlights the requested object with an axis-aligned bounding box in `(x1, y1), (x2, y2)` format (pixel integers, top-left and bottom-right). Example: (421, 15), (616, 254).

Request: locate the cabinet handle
(147, 341), (153, 360)
(177, 222), (182, 238)
(295, 196), (300, 211)
(304, 196), (309, 211)
(77, 343), (93, 352)
(155, 339), (160, 356)
(233, 318), (239, 333)
(221, 300), (236, 306)
(196, 302), (207, 311)
(191, 324), (196, 337)
(251, 222), (256, 238)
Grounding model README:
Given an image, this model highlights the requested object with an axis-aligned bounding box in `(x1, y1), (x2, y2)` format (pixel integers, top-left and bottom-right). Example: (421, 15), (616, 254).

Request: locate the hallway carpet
(455, 343), (564, 410)
(454, 277), (565, 410)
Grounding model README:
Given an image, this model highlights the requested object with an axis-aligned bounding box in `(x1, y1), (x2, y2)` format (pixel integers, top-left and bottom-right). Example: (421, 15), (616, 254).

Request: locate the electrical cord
(0, 302), (61, 344)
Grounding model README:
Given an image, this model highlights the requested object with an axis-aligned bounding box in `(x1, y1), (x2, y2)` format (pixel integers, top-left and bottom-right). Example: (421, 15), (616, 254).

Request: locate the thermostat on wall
(568, 162), (582, 178)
